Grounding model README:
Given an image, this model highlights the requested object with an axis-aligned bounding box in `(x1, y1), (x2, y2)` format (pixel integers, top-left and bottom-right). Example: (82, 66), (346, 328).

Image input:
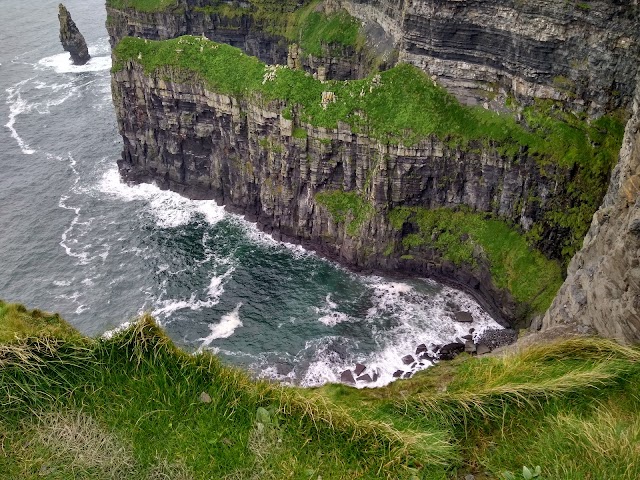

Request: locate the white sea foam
(198, 303), (243, 347)
(101, 321), (133, 340)
(5, 79), (36, 154)
(316, 294), (350, 326)
(151, 267), (235, 318)
(96, 168), (226, 228)
(37, 41), (112, 74)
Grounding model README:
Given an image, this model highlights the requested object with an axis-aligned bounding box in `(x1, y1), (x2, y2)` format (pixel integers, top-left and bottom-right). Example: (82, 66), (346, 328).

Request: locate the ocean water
(0, 0), (502, 387)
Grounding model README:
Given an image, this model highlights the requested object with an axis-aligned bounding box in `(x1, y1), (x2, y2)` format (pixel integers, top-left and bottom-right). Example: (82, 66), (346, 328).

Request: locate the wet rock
(356, 374), (373, 382)
(372, 371), (379, 382)
(403, 372), (412, 379)
(415, 344), (428, 355)
(354, 363), (366, 376)
(392, 370), (404, 378)
(275, 362), (294, 376)
(419, 352), (435, 362)
(462, 334), (473, 340)
(328, 343), (348, 360)
(402, 355), (415, 365)
(199, 391), (212, 403)
(454, 311), (473, 323)
(438, 342), (465, 360)
(476, 343), (492, 355)
(58, 4), (90, 65)
(464, 340), (477, 354)
(469, 328), (475, 334)
(340, 370), (355, 385)
(475, 328), (518, 350)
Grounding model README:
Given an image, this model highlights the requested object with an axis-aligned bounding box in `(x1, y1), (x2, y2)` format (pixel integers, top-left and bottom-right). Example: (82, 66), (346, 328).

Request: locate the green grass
(315, 190), (373, 236)
(2, 303), (639, 479)
(295, 9), (363, 56)
(389, 207), (564, 313)
(106, 0), (177, 12)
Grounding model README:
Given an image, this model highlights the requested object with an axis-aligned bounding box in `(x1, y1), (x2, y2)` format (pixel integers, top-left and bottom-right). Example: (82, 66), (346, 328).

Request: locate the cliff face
(543, 78), (640, 344)
(106, 1), (392, 81)
(344, 0), (639, 115)
(111, 57), (589, 325)
(107, 0), (640, 115)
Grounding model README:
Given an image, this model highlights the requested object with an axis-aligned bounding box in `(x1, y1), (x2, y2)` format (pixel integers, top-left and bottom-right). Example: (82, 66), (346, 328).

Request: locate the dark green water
(0, 0), (501, 387)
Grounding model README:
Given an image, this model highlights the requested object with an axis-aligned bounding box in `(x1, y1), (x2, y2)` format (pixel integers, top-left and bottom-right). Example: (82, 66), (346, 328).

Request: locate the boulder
(356, 374), (373, 382)
(403, 372), (412, 379)
(402, 354), (415, 365)
(438, 342), (465, 360)
(454, 311), (473, 322)
(464, 340), (477, 354)
(58, 4), (90, 65)
(415, 344), (428, 355)
(476, 343), (492, 355)
(354, 363), (366, 376)
(275, 362), (294, 376)
(462, 334), (473, 340)
(340, 370), (355, 385)
(392, 370), (404, 378)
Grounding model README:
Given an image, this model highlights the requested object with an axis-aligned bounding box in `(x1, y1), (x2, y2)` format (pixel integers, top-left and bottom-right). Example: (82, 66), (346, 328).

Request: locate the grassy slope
(1, 301), (639, 479)
(389, 207), (564, 314)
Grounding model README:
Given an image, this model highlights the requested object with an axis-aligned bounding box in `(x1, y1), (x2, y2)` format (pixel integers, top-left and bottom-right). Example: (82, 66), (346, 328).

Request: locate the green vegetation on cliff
(2, 301), (640, 479)
(316, 190), (373, 236)
(112, 35), (624, 266)
(389, 207), (563, 314)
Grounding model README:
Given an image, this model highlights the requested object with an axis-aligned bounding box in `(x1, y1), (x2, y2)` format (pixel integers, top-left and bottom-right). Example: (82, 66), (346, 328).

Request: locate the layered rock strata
(106, 0), (392, 81)
(106, 0), (640, 115)
(543, 78), (640, 344)
(58, 3), (90, 65)
(111, 58), (591, 326)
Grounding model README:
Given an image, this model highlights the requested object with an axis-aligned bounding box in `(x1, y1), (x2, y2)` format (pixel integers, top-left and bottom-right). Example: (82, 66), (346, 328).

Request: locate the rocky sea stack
(58, 3), (90, 65)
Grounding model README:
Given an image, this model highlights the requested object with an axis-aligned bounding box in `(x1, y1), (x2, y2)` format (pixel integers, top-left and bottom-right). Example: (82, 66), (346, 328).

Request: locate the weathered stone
(276, 362), (294, 376)
(199, 391), (212, 403)
(356, 374), (373, 382)
(415, 343), (428, 355)
(354, 363), (366, 376)
(402, 355), (415, 365)
(464, 340), (476, 354)
(454, 311), (473, 323)
(543, 77), (640, 344)
(403, 372), (412, 379)
(462, 334), (473, 340)
(476, 343), (492, 355)
(438, 342), (465, 360)
(392, 370), (404, 378)
(58, 4), (90, 65)
(340, 370), (356, 385)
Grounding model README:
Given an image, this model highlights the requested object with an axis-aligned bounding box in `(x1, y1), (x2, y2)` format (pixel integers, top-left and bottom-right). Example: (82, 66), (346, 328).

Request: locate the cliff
(106, 0), (395, 81)
(58, 3), (90, 65)
(106, 0), (640, 116)
(110, 36), (626, 326)
(542, 76), (640, 344)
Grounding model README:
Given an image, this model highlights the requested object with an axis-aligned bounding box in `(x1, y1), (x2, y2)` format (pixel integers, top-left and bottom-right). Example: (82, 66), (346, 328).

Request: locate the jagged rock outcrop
(106, 0), (640, 115)
(58, 4), (90, 65)
(543, 76), (640, 344)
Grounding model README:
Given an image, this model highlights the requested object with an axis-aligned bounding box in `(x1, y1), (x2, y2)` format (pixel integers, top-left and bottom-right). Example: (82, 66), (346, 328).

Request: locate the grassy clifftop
(2, 300), (640, 479)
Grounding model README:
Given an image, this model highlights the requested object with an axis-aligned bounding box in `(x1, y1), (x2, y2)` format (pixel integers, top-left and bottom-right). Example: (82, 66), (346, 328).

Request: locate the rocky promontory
(58, 3), (90, 65)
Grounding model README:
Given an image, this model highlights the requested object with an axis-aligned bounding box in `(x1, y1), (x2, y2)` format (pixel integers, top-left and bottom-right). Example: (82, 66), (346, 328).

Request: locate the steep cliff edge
(543, 77), (640, 344)
(106, 0), (395, 81)
(106, 0), (640, 116)
(111, 36), (624, 326)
